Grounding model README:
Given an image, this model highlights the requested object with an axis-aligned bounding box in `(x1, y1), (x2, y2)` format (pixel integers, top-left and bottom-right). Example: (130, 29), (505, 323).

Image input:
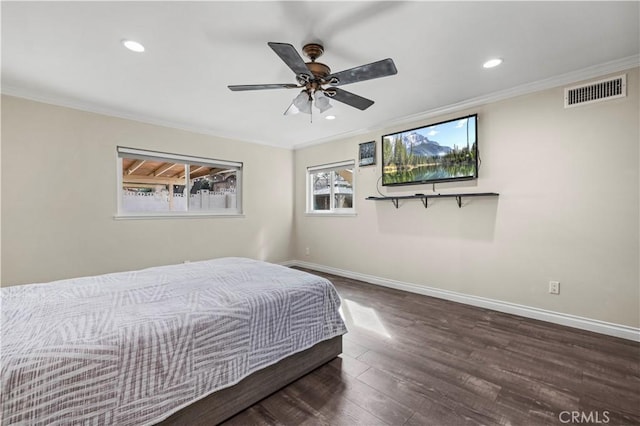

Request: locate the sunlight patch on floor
(340, 298), (392, 339)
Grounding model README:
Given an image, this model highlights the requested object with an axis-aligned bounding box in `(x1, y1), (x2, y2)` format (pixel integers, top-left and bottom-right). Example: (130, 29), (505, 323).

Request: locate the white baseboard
(283, 260), (640, 342)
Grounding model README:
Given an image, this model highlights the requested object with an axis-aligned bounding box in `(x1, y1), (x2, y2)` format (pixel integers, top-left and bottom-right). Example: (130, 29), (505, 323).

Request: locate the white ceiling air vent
(564, 74), (626, 108)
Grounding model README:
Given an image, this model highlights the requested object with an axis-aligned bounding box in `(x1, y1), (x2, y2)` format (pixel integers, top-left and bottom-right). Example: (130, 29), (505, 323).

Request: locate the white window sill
(305, 212), (357, 217)
(114, 212), (245, 220)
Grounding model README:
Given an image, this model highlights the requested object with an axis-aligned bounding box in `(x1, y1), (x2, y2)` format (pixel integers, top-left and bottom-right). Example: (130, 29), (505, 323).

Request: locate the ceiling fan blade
(326, 58), (397, 86)
(268, 42), (312, 79)
(228, 83), (299, 91)
(327, 88), (374, 110)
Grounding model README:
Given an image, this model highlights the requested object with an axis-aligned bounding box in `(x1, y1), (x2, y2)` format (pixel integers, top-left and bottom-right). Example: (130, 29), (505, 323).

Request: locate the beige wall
(2, 69), (638, 329)
(294, 68), (639, 328)
(1, 95), (294, 285)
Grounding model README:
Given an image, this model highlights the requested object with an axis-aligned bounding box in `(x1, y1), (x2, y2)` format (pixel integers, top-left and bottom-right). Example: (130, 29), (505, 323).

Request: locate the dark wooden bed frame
(157, 336), (342, 425)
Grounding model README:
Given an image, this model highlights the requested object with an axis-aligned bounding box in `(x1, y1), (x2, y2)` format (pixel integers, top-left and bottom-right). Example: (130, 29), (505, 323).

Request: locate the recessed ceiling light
(122, 39), (145, 53)
(483, 58), (503, 69)
(325, 115), (336, 120)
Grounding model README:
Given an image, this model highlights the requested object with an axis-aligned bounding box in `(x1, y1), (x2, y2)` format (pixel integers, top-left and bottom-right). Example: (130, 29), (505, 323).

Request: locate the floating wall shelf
(366, 192), (499, 209)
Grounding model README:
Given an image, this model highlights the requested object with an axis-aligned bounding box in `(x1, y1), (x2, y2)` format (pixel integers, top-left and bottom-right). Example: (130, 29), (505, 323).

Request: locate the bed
(1, 257), (347, 425)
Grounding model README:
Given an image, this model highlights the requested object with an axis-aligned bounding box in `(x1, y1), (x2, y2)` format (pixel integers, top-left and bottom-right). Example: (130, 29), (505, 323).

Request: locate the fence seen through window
(118, 147), (242, 216)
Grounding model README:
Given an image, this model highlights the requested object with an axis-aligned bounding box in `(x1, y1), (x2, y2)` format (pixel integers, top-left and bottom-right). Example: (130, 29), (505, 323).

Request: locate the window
(307, 160), (355, 214)
(117, 147), (242, 217)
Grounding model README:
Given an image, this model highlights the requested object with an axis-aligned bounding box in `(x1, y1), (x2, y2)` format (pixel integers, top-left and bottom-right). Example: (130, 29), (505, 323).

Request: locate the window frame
(115, 147), (243, 219)
(306, 160), (356, 216)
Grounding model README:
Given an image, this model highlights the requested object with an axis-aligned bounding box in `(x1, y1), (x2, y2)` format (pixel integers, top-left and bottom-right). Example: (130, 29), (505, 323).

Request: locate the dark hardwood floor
(223, 270), (640, 426)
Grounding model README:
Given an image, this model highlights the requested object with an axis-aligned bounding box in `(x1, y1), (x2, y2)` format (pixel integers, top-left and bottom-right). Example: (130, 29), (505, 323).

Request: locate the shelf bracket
(455, 196), (462, 208)
(391, 198), (399, 209)
(421, 197), (428, 208)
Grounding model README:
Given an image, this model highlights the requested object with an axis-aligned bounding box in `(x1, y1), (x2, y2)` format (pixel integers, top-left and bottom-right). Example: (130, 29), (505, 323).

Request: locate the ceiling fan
(228, 42), (397, 116)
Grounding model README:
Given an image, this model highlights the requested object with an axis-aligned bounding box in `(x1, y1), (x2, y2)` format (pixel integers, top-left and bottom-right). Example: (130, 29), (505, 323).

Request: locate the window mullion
(184, 163), (190, 212)
(330, 171), (335, 211)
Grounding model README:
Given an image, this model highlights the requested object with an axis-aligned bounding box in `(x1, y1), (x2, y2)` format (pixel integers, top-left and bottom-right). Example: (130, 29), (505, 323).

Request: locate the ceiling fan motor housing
(305, 62), (331, 79)
(298, 43), (331, 87)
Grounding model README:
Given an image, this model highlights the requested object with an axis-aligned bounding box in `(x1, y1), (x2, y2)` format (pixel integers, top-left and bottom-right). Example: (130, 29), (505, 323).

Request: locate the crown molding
(292, 54), (640, 150)
(0, 85), (287, 150)
(3, 55), (637, 151)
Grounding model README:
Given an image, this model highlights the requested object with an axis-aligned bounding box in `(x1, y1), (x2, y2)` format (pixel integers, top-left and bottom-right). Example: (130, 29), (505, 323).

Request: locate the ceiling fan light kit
(292, 91), (312, 114)
(314, 91), (332, 113)
(228, 41), (397, 120)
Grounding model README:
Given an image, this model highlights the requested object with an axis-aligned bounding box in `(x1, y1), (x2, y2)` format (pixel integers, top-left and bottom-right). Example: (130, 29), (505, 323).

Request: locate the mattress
(1, 257), (347, 425)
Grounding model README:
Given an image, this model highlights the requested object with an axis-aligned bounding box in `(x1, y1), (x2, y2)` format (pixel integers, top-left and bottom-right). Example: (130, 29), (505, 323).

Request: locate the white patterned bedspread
(1, 257), (347, 425)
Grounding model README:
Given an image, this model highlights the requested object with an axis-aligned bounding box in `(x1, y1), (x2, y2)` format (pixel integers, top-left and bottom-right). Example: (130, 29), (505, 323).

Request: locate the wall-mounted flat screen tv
(381, 114), (478, 186)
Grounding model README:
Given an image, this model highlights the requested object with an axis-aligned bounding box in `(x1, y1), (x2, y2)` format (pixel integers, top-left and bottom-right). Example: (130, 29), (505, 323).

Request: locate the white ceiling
(2, 1), (639, 149)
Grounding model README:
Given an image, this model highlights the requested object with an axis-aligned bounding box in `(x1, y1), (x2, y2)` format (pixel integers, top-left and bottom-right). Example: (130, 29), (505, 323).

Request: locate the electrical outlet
(305, 247), (310, 256)
(549, 281), (560, 295)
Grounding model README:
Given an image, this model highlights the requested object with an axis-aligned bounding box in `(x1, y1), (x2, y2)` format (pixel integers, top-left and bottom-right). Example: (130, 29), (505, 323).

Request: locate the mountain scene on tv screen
(382, 117), (477, 185)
